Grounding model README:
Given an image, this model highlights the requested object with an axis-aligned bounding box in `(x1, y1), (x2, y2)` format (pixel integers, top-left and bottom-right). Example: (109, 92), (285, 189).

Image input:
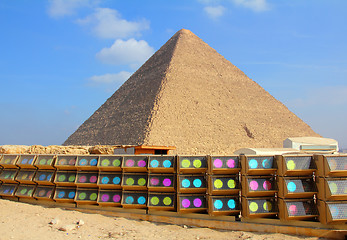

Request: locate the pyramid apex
(176, 28), (194, 35)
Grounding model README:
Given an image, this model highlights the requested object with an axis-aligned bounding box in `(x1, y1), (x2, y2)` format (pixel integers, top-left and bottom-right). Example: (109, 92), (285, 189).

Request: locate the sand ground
(0, 199), (319, 240)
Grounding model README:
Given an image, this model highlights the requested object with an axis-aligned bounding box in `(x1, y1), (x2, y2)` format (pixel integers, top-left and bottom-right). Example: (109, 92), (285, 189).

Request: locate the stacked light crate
(32, 155), (56, 201)
(177, 156), (208, 213)
(207, 156), (241, 216)
(121, 156), (148, 209)
(0, 155), (20, 200)
(147, 156), (176, 211)
(314, 154), (347, 224)
(14, 155), (37, 200)
(240, 155), (278, 219)
(97, 156), (123, 207)
(276, 155), (318, 221)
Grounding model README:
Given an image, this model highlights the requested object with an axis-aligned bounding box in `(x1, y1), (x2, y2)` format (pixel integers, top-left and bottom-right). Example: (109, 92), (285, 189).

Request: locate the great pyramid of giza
(64, 29), (320, 154)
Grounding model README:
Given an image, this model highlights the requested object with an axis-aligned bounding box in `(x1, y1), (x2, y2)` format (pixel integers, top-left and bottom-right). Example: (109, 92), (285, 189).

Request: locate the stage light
(241, 197), (277, 218)
(97, 190), (122, 206)
(208, 175), (240, 195)
(208, 196), (240, 216)
(75, 188), (98, 204)
(55, 156), (77, 170)
(34, 155), (56, 169)
(317, 200), (347, 224)
(148, 193), (176, 210)
(0, 183), (18, 197)
(314, 155), (347, 177)
(33, 170), (55, 185)
(54, 171), (77, 186)
(240, 155), (276, 175)
(15, 169), (36, 184)
(316, 177), (347, 201)
(122, 156), (148, 172)
(278, 198), (318, 221)
(277, 176), (316, 199)
(177, 175), (207, 193)
(75, 171), (99, 187)
(76, 156), (99, 170)
(97, 156), (122, 171)
(208, 156), (240, 174)
(0, 155), (19, 169)
(16, 155), (37, 169)
(147, 174), (175, 192)
(177, 194), (207, 213)
(53, 187), (76, 203)
(148, 156), (176, 173)
(121, 191), (147, 208)
(15, 184), (36, 198)
(97, 172), (122, 189)
(0, 169), (19, 183)
(121, 173), (148, 190)
(33, 186), (55, 200)
(277, 155), (315, 176)
(241, 176), (276, 197)
(178, 156), (207, 174)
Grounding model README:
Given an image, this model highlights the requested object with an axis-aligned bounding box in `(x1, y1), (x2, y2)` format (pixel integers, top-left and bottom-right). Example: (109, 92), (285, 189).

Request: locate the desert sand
(0, 199), (318, 240)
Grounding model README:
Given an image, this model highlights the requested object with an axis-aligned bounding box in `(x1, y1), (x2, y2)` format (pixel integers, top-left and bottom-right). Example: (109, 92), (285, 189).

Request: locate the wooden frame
(208, 155), (240, 175)
(240, 155), (276, 175)
(276, 154), (315, 176)
(277, 176), (317, 199)
(278, 198), (318, 221)
(314, 154), (347, 177)
(316, 177), (347, 201)
(241, 175), (277, 197)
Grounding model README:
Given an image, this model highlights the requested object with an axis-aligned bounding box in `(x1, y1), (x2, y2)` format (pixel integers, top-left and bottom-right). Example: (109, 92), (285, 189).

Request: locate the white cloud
(96, 38), (154, 68)
(231, 0), (269, 12)
(47, 0), (98, 18)
(89, 71), (132, 84)
(77, 8), (150, 39)
(204, 5), (226, 19)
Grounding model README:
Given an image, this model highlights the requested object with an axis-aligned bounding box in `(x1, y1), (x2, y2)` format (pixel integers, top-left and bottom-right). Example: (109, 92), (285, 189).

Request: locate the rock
(59, 224), (76, 231)
(183, 225), (188, 229)
(77, 219), (85, 226)
(49, 218), (59, 225)
(0, 145), (29, 154)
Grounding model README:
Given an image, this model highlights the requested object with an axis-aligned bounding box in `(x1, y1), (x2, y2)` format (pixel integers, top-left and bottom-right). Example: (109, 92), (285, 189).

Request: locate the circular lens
(101, 176), (110, 184)
(249, 159), (258, 169)
(78, 192), (86, 200)
(287, 160), (296, 170)
(68, 191), (75, 199)
(193, 198), (202, 208)
(181, 159), (190, 168)
(150, 177), (160, 186)
(137, 196), (146, 205)
(249, 202), (258, 212)
(113, 194), (121, 203)
(39, 174), (46, 181)
(101, 159), (110, 166)
(125, 196), (134, 204)
(287, 182), (296, 192)
(262, 159), (271, 169)
(228, 199), (236, 209)
(138, 160), (146, 167)
(78, 176), (87, 183)
(263, 201), (272, 211)
(227, 159), (235, 168)
(182, 199), (190, 208)
(263, 180), (272, 190)
(59, 159), (67, 165)
(126, 178), (134, 186)
(38, 190), (46, 197)
(58, 191), (65, 198)
(21, 159), (28, 164)
(214, 199), (223, 209)
(58, 175), (66, 182)
(193, 159), (202, 168)
(214, 179), (223, 189)
(182, 179), (190, 188)
(138, 178), (146, 186)
(79, 159), (87, 166)
(163, 178), (172, 187)
(288, 204), (297, 215)
(213, 159), (223, 168)
(329, 182), (338, 194)
(163, 197), (172, 206)
(69, 159), (76, 165)
(150, 160), (159, 168)
(112, 159), (121, 167)
(193, 179), (202, 188)
(249, 180), (259, 191)
(89, 193), (97, 201)
(125, 159), (135, 167)
(89, 176), (97, 183)
(227, 179), (236, 189)
(90, 159), (98, 166)
(113, 177), (121, 185)
(101, 194), (110, 202)
(151, 197), (159, 205)
(39, 159), (47, 165)
(69, 175), (76, 182)
(20, 188), (28, 195)
(163, 160), (171, 168)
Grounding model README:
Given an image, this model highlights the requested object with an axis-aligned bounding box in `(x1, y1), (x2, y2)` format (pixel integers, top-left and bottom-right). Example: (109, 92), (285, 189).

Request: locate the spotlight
(16, 155), (36, 169)
(208, 196), (240, 216)
(278, 198), (318, 221)
(75, 171), (99, 187)
(122, 156), (148, 172)
(121, 191), (147, 209)
(34, 155), (56, 169)
(33, 185), (55, 200)
(148, 193), (176, 211)
(76, 156), (99, 170)
(121, 173), (148, 190)
(97, 156), (122, 171)
(0, 155), (19, 169)
(208, 156), (240, 174)
(208, 175), (240, 195)
(15, 184), (36, 198)
(317, 200), (347, 224)
(33, 170), (55, 185)
(97, 190), (122, 206)
(97, 172), (122, 189)
(177, 175), (207, 194)
(148, 174), (176, 192)
(241, 197), (277, 218)
(316, 177), (347, 201)
(75, 188), (98, 204)
(240, 155), (276, 175)
(0, 169), (19, 183)
(148, 156), (176, 173)
(15, 169), (36, 184)
(54, 171), (77, 186)
(177, 156), (207, 174)
(277, 155), (315, 176)
(53, 187), (76, 203)
(177, 194), (207, 213)
(277, 176), (316, 199)
(0, 183), (18, 197)
(314, 155), (347, 177)
(241, 176), (276, 197)
(55, 156), (77, 170)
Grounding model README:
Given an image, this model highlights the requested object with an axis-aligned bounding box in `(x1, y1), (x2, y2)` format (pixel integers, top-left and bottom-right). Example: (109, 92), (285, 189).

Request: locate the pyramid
(64, 29), (320, 154)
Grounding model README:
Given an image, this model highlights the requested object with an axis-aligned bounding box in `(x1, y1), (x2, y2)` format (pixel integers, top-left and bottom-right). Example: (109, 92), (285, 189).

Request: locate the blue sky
(0, 0), (346, 148)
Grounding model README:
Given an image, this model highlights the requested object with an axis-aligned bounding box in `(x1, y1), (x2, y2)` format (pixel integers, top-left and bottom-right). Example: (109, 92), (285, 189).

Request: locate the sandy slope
(0, 199), (317, 240)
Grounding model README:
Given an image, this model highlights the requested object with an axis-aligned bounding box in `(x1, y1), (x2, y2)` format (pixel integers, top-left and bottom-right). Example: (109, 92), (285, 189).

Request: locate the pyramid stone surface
(64, 29), (320, 154)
